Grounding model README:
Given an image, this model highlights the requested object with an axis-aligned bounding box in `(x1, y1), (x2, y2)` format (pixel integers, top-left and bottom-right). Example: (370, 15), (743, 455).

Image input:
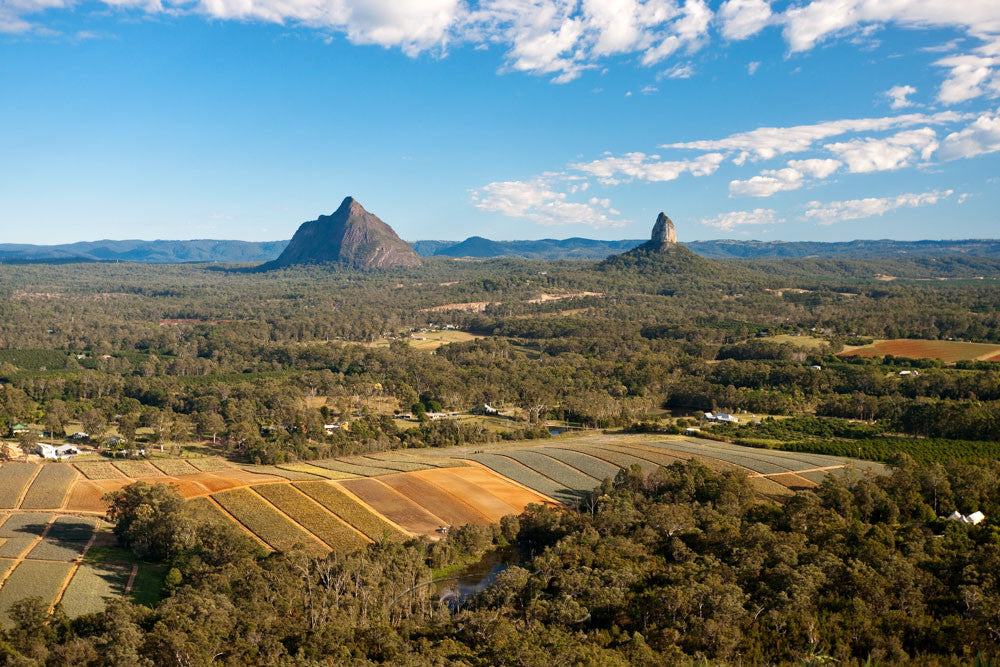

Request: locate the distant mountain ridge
(2, 236), (999, 264)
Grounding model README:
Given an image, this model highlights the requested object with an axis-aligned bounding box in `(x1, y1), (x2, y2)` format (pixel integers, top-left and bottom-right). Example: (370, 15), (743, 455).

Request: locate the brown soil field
(63, 480), (129, 512)
(525, 292), (603, 304)
(422, 467), (553, 514)
(377, 474), (491, 527)
(837, 338), (1000, 363)
(338, 479), (446, 536)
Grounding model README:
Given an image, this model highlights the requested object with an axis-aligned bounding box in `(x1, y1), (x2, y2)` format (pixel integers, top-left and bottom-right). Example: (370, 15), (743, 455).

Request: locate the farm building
(704, 412), (739, 424)
(10, 423), (30, 435)
(36, 443), (80, 459)
(323, 423), (350, 434)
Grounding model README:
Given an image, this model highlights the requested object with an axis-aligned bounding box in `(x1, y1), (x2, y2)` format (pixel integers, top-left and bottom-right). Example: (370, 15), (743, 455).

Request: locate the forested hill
(3, 237), (999, 263)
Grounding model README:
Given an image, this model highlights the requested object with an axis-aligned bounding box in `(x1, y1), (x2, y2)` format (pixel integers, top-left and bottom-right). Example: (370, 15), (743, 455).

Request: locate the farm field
(251, 484), (369, 553)
(0, 560), (74, 627)
(0, 463), (39, 508)
(338, 478), (447, 536)
(211, 487), (328, 556)
(294, 481), (407, 542)
(837, 338), (1000, 362)
(407, 329), (483, 350)
(409, 467), (548, 519)
(19, 464), (77, 509)
(73, 462), (127, 480)
(377, 473), (492, 527)
(59, 561), (132, 618)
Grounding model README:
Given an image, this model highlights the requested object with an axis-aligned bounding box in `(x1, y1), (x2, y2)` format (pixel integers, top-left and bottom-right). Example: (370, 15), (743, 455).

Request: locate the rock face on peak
(261, 197), (421, 270)
(650, 213), (676, 246)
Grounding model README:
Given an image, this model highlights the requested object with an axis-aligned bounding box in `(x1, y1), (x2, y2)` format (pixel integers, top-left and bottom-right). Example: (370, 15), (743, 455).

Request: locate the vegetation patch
(466, 453), (568, 502)
(338, 479), (447, 536)
(276, 463), (356, 480)
(187, 457), (233, 472)
(20, 463), (76, 509)
(74, 462), (126, 480)
(59, 561), (132, 618)
(308, 459), (398, 477)
(0, 560), (74, 627)
(539, 447), (620, 482)
(211, 487), (327, 555)
(112, 460), (164, 478)
(0, 463), (38, 508)
(150, 459), (200, 476)
(27, 516), (95, 561)
(240, 465), (323, 481)
(378, 474), (491, 527)
(251, 484), (368, 553)
(293, 481), (405, 542)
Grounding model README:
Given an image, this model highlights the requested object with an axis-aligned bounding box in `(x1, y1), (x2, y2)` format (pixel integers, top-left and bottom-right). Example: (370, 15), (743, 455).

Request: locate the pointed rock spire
(651, 212), (676, 246)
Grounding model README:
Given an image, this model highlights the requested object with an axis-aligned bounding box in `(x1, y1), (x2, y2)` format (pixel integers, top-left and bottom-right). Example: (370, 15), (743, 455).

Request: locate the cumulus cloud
(664, 111), (963, 161)
(747, 60), (760, 75)
(729, 168), (806, 197)
(935, 49), (1000, 104)
(937, 108), (1000, 160)
(804, 189), (954, 225)
(780, 0), (1000, 54)
(660, 62), (694, 79)
(825, 127), (938, 173)
(718, 0), (771, 41)
(885, 84), (917, 109)
(469, 176), (625, 228)
(701, 208), (780, 231)
(571, 151), (724, 185)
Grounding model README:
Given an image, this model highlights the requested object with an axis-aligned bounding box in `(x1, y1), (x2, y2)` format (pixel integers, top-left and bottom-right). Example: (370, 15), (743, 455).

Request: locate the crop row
(74, 462), (125, 480)
(187, 458), (233, 472)
(566, 447), (659, 476)
(59, 562), (132, 619)
(308, 459), (398, 477)
(241, 465), (323, 481)
(252, 485), (368, 553)
(294, 482), (405, 542)
(150, 459), (200, 476)
(277, 463), (356, 480)
(112, 460), (163, 478)
(0, 560), (74, 628)
(465, 453), (571, 503)
(0, 463), (37, 508)
(20, 464), (76, 509)
(211, 488), (327, 556)
(500, 450), (598, 491)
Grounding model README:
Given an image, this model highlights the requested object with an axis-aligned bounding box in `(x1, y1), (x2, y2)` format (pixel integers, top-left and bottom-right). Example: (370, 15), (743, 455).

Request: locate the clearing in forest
(837, 338), (1000, 363)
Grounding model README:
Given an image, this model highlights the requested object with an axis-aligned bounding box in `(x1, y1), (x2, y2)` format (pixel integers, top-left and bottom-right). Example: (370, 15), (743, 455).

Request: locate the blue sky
(1, 0), (999, 244)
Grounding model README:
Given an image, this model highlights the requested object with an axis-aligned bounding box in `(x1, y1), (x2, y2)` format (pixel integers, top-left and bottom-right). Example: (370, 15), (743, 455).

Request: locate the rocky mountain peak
(260, 197), (421, 270)
(651, 212), (676, 246)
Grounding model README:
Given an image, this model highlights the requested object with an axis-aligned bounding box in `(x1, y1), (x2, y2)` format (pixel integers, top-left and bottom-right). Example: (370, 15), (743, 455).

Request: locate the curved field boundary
(293, 481), (408, 542)
(186, 497), (271, 551)
(539, 448), (620, 482)
(676, 437), (850, 469)
(564, 446), (659, 476)
(277, 463), (356, 480)
(593, 444), (686, 470)
(20, 464), (77, 510)
(112, 461), (164, 478)
(410, 468), (528, 520)
(646, 441), (794, 475)
(364, 451), (463, 469)
(499, 450), (599, 491)
(337, 478), (448, 537)
(187, 458), (234, 473)
(669, 438), (851, 472)
(211, 488), (327, 556)
(354, 457), (433, 473)
(766, 473), (818, 489)
(377, 474), (492, 527)
(464, 454), (575, 504)
(251, 484), (369, 553)
(0, 463), (40, 509)
(309, 460), (401, 477)
(241, 465), (324, 481)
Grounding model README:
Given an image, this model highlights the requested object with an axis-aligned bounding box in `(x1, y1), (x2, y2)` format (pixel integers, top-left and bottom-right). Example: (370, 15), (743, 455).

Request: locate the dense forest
(1, 458), (998, 664)
(0, 257), (998, 464)
(1, 255), (999, 664)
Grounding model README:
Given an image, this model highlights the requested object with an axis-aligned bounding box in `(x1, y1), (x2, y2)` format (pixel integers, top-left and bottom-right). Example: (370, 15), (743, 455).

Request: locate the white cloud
(660, 62), (694, 79)
(729, 158), (842, 197)
(571, 151), (724, 185)
(747, 60), (760, 75)
(701, 208), (780, 231)
(935, 47), (1000, 104)
(885, 84), (917, 109)
(641, 84), (659, 94)
(804, 189), (954, 225)
(937, 108), (1000, 160)
(470, 176), (626, 228)
(718, 0), (771, 40)
(664, 111), (963, 160)
(780, 1), (1000, 54)
(825, 127), (938, 173)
